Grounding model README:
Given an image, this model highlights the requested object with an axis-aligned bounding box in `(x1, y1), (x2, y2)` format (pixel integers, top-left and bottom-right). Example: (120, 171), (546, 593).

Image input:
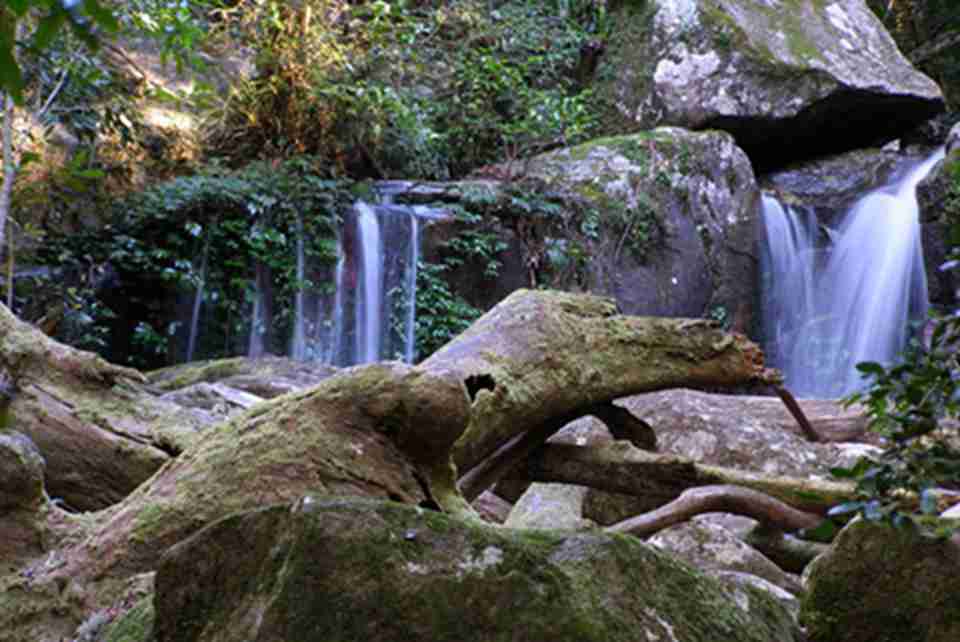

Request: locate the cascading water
(325, 194), (444, 365)
(762, 148), (945, 397)
(180, 185), (442, 365)
(354, 202), (384, 363)
(185, 239), (209, 363)
(759, 195), (817, 377)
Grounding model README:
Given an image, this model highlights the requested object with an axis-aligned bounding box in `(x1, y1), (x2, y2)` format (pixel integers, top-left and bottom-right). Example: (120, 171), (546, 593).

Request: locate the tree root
(605, 484), (822, 538)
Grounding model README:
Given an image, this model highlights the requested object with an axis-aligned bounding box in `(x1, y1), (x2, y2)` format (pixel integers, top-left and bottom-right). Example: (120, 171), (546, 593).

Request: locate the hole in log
(464, 374), (496, 402)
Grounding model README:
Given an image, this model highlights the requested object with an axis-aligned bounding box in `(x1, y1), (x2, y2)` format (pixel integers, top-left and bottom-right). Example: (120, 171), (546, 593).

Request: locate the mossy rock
(801, 518), (960, 642)
(0, 431), (45, 511)
(154, 496), (801, 642)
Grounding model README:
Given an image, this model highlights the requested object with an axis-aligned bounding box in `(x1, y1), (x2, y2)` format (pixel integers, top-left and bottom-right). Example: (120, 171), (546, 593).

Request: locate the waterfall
(178, 186), (443, 365)
(247, 260), (273, 358)
(186, 239), (209, 363)
(759, 195), (817, 380)
(762, 148), (944, 397)
(323, 192), (445, 366)
(355, 202), (384, 364)
(404, 214), (420, 364)
(291, 214), (307, 361)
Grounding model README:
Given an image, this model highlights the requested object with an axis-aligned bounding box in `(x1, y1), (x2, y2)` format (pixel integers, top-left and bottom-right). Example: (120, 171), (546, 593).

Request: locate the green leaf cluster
(0, 0), (118, 103)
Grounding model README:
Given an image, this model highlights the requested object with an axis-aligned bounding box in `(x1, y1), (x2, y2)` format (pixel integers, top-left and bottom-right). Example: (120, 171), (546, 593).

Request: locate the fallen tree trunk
(519, 441), (856, 516)
(420, 289), (777, 498)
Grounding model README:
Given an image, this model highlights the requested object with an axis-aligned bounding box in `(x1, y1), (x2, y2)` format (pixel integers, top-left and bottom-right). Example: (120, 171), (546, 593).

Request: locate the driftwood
(0, 289), (858, 639)
(774, 385), (822, 442)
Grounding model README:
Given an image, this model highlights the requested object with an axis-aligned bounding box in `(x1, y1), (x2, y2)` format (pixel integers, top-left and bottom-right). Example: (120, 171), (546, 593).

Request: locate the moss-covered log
(520, 441), (856, 516)
(420, 289), (776, 498)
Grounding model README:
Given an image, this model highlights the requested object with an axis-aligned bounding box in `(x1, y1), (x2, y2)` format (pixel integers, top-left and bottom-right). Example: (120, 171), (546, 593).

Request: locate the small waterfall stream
(354, 202), (385, 364)
(180, 186), (441, 366)
(284, 186), (445, 366)
(762, 148), (945, 397)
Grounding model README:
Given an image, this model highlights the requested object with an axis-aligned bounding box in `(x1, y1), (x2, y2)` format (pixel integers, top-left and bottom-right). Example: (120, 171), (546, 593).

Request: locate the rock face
(597, 0), (944, 171)
(154, 497), (802, 642)
(761, 148), (923, 225)
(523, 128), (759, 327)
(801, 519), (960, 642)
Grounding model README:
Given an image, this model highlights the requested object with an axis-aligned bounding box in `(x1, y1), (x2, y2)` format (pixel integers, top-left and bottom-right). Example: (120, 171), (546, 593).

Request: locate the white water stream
(762, 148), (944, 397)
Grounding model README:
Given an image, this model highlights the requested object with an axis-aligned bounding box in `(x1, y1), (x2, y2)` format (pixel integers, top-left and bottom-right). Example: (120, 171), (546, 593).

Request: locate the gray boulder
(649, 519), (804, 597)
(582, 389), (870, 525)
(524, 128), (759, 327)
(154, 497), (802, 642)
(597, 0), (943, 171)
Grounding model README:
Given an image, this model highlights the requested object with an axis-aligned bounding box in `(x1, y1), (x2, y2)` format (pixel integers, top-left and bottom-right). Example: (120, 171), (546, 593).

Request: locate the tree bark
(519, 440), (856, 516)
(0, 289), (843, 637)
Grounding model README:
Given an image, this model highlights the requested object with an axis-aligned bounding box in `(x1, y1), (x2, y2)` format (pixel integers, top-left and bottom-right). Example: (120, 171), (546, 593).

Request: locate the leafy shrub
(36, 158), (349, 367)
(831, 247), (960, 536)
(206, 0), (606, 178)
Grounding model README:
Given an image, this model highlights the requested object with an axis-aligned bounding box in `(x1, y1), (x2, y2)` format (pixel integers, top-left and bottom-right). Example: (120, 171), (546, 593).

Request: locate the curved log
(605, 485), (822, 538)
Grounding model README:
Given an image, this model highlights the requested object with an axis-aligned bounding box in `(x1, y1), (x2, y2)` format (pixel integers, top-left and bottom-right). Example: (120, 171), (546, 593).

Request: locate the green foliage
(413, 261), (481, 360)
(831, 249), (960, 536)
(0, 0), (118, 103)
(36, 158), (347, 367)
(208, 0), (606, 179)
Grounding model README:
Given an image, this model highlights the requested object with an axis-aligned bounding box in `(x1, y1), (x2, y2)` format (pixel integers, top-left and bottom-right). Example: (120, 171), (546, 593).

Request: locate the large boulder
(522, 128), (759, 328)
(596, 0), (944, 171)
(581, 389), (871, 524)
(154, 496), (802, 642)
(801, 519), (960, 642)
(394, 128), (760, 330)
(649, 519), (804, 597)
